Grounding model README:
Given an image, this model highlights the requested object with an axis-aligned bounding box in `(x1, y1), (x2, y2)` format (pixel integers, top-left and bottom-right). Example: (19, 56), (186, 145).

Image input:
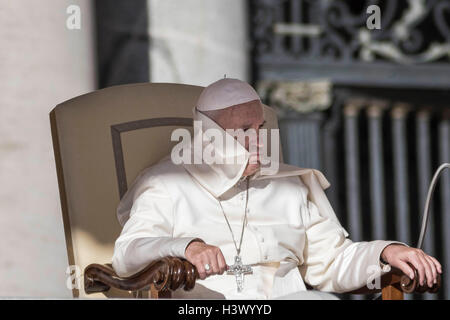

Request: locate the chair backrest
(50, 83), (281, 298)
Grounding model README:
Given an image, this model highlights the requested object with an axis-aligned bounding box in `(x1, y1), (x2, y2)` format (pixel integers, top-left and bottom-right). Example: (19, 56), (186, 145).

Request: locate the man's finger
(217, 251), (227, 274)
(208, 253), (220, 275)
(417, 254), (434, 287)
(196, 261), (207, 280)
(408, 254), (426, 286)
(423, 255), (438, 285)
(396, 260), (415, 280)
(428, 255), (442, 274)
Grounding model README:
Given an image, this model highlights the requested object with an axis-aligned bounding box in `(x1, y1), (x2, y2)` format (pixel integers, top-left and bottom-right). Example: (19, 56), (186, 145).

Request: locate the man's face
(212, 99), (265, 176)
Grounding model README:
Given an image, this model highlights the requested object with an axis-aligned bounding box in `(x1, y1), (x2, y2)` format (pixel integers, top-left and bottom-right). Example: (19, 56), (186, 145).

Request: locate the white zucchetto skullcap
(196, 78), (261, 111)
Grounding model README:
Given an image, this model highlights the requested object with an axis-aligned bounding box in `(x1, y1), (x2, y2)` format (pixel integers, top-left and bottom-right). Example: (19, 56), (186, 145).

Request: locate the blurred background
(0, 0), (448, 299)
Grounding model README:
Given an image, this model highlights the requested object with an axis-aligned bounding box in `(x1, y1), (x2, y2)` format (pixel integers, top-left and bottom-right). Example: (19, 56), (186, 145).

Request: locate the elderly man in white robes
(112, 78), (442, 299)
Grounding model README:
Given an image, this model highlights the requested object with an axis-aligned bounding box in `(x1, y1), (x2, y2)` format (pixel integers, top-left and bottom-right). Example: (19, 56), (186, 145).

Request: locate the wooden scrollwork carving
(400, 271), (441, 294)
(84, 257), (198, 295)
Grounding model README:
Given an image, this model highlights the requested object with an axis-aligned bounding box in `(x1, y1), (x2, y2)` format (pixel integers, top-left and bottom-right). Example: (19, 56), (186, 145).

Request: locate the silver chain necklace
(217, 177), (253, 292)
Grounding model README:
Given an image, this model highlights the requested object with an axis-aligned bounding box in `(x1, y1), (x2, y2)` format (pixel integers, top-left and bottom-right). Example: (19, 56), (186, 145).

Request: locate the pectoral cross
(226, 255), (253, 292)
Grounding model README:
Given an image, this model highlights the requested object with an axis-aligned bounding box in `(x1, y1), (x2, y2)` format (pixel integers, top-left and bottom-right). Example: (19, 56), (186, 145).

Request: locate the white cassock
(112, 109), (405, 299)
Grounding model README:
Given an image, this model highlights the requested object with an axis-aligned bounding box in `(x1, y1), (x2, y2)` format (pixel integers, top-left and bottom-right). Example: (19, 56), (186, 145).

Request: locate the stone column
(148, 0), (250, 85)
(0, 0), (96, 297)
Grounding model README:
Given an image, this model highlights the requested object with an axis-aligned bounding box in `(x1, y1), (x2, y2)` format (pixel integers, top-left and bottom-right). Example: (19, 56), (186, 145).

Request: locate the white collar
(181, 108), (331, 198)
(182, 108), (250, 198)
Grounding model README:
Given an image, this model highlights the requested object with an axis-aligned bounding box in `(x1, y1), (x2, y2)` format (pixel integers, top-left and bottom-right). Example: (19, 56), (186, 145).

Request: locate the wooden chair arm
(85, 259), (441, 299)
(84, 257), (198, 295)
(348, 266), (442, 297)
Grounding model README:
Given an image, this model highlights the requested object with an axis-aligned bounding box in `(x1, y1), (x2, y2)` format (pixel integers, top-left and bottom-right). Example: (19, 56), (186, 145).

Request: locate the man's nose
(248, 131), (263, 153)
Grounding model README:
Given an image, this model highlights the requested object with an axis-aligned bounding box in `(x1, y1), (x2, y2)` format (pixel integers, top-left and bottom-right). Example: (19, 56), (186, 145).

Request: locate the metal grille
(278, 96), (450, 300)
(251, 0), (450, 88)
(339, 99), (449, 300)
(251, 0), (450, 300)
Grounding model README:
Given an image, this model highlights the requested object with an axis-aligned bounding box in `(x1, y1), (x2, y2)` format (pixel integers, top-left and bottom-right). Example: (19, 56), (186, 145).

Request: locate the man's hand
(381, 244), (442, 288)
(185, 240), (227, 280)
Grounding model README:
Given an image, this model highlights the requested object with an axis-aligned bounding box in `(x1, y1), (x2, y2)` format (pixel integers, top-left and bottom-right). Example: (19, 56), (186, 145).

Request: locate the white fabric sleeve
(112, 176), (201, 277)
(298, 200), (407, 293)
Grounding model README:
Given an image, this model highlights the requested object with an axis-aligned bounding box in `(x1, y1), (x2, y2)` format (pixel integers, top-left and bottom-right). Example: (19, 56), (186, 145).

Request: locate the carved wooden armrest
(85, 258), (441, 299)
(348, 266), (442, 298)
(84, 257), (198, 295)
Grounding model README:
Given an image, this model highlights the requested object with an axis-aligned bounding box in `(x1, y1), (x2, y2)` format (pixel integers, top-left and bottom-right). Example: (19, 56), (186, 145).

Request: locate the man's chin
(242, 164), (260, 177)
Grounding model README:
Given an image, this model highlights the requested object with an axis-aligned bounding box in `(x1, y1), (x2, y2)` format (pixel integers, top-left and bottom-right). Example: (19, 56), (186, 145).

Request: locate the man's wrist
(184, 238), (205, 254)
(379, 243), (407, 267)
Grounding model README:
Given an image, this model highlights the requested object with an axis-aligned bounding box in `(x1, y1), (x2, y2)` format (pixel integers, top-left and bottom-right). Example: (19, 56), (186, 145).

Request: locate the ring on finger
(204, 263), (211, 272)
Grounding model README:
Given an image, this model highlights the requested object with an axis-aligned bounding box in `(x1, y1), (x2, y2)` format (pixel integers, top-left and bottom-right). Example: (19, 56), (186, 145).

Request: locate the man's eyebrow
(242, 120), (266, 128)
